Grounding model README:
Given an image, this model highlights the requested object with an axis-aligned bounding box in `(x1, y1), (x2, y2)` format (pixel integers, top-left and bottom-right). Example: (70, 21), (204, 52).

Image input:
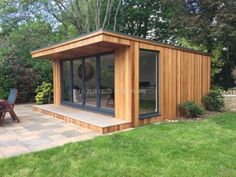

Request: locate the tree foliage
(39, 0), (122, 33)
(170, 0), (236, 88)
(116, 0), (178, 42)
(0, 1), (58, 102)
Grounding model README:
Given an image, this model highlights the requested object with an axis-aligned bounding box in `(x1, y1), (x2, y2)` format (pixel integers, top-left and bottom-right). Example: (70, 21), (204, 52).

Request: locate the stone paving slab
(0, 104), (100, 159)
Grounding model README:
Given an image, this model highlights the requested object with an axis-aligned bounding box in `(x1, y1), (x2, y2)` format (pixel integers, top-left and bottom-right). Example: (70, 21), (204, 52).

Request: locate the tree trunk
(113, 0), (122, 31)
(86, 0), (90, 32)
(95, 0), (101, 29)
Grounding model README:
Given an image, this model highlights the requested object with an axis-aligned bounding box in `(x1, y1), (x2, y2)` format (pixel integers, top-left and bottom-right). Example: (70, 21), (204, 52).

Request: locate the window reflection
(73, 59), (83, 104)
(100, 54), (115, 110)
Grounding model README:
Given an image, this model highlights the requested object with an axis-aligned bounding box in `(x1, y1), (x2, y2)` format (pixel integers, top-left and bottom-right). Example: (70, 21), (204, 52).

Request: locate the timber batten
(32, 29), (211, 133)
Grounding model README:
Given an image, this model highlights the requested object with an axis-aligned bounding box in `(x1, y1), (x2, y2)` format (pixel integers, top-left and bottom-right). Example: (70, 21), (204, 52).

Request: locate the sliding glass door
(61, 53), (115, 114)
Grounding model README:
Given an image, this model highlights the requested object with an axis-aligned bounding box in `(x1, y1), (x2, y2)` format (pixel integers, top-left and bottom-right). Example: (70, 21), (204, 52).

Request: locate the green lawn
(0, 112), (236, 177)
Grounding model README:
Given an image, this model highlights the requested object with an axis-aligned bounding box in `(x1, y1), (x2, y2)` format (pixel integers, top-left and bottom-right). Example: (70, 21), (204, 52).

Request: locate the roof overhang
(31, 29), (130, 60)
(31, 29), (211, 60)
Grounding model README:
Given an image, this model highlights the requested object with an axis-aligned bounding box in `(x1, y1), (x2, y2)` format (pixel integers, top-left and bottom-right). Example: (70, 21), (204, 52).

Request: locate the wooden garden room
(31, 29), (211, 133)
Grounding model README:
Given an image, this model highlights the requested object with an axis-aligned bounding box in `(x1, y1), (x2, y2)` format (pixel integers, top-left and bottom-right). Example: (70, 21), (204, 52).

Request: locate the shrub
(202, 88), (225, 111)
(0, 58), (14, 99)
(35, 82), (53, 104)
(179, 101), (205, 118)
(0, 57), (52, 103)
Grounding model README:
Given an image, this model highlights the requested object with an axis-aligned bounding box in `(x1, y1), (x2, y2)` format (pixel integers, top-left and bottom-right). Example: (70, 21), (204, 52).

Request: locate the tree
(116, 0), (177, 42)
(0, 1), (62, 102)
(0, 19), (55, 102)
(40, 0), (122, 33)
(167, 0), (236, 88)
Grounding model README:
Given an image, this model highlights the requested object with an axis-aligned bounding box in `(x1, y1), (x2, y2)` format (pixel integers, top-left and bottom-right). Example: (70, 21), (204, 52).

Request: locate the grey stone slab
(21, 123), (39, 128)
(25, 125), (45, 131)
(0, 139), (19, 147)
(22, 137), (53, 146)
(62, 130), (80, 138)
(39, 129), (56, 136)
(47, 124), (64, 129)
(0, 129), (10, 134)
(27, 143), (54, 151)
(30, 118), (47, 123)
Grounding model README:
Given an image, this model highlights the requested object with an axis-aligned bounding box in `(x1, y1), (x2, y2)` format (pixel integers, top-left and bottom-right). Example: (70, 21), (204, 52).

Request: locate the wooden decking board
(33, 104), (131, 134)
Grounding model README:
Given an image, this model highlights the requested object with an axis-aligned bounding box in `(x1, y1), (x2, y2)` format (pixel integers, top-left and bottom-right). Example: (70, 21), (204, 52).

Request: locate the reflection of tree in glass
(101, 65), (114, 87)
(78, 62), (94, 81)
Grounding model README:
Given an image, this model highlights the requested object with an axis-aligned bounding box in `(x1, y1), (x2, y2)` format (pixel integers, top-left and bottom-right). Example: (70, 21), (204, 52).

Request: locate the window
(139, 49), (159, 117)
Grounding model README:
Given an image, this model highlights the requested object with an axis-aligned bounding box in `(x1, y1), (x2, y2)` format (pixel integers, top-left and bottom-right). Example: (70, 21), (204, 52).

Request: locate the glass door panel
(100, 54), (115, 110)
(84, 57), (97, 107)
(73, 59), (84, 105)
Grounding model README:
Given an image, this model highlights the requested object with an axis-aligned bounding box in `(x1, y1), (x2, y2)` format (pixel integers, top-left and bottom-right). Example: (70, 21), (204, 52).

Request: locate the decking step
(33, 104), (131, 134)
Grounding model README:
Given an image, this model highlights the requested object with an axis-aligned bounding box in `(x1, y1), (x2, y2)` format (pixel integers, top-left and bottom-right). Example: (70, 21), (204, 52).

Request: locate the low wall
(223, 88), (236, 111)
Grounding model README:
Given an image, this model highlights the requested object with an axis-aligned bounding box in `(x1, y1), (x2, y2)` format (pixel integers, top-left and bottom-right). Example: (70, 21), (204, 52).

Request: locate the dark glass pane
(139, 50), (158, 114)
(85, 57), (97, 107)
(73, 59), (83, 104)
(62, 61), (72, 102)
(100, 54), (115, 110)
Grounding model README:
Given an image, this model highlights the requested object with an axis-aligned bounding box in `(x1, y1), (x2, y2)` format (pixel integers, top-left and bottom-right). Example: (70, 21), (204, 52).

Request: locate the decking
(33, 104), (131, 134)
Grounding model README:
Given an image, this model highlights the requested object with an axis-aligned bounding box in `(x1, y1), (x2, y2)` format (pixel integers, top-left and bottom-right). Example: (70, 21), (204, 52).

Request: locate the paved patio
(0, 104), (100, 159)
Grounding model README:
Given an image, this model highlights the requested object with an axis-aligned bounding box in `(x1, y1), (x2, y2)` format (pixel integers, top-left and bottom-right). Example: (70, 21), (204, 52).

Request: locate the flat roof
(31, 29), (210, 59)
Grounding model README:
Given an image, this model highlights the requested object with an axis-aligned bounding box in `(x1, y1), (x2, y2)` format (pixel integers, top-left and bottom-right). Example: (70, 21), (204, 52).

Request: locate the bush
(202, 88), (225, 111)
(179, 101), (205, 118)
(0, 58), (15, 100)
(0, 57), (52, 103)
(35, 82), (53, 104)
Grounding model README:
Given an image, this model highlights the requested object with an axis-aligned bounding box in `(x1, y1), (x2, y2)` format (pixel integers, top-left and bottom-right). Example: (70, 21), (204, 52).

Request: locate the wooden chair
(0, 106), (4, 124)
(0, 89), (20, 124)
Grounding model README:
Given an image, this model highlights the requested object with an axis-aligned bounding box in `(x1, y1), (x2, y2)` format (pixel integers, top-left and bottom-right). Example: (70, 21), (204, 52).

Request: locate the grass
(0, 112), (236, 177)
